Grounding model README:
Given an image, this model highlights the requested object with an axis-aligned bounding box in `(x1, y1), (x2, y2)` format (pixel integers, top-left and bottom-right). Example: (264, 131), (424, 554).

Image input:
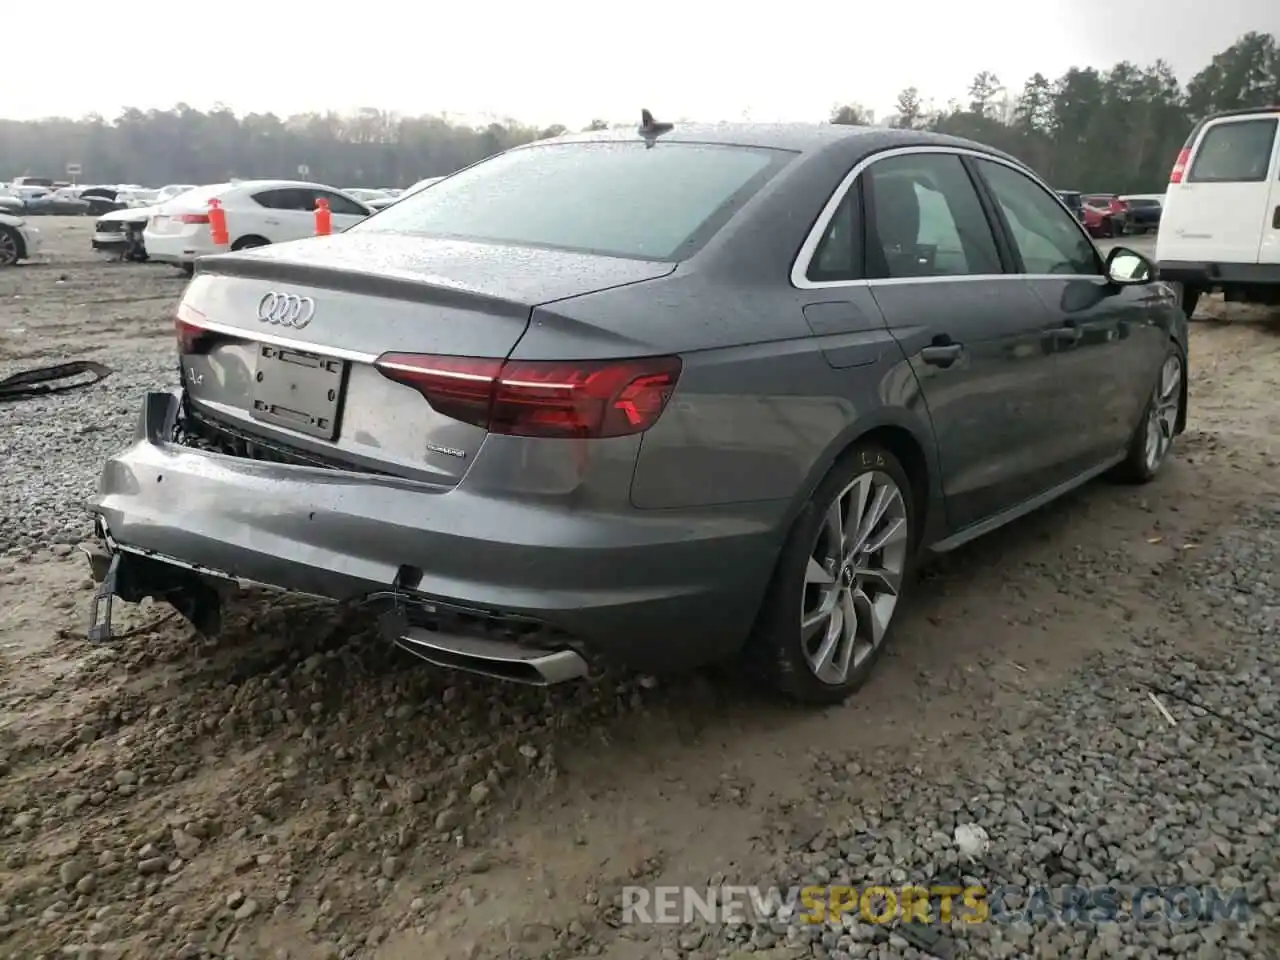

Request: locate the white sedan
(143, 180), (374, 274)
(0, 212), (42, 266)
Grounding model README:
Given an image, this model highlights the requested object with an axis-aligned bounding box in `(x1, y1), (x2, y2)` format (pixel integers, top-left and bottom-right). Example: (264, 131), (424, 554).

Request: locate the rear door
(250, 188), (316, 242)
(861, 149), (1066, 530)
(972, 156), (1158, 465)
(1162, 115), (1279, 264)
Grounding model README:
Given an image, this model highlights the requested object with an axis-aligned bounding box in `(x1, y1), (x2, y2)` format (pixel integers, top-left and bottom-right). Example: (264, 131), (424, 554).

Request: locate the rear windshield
(355, 141), (792, 261)
(1189, 118), (1278, 183)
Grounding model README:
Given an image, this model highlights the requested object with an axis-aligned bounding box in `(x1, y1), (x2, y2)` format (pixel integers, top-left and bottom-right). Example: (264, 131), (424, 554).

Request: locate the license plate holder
(250, 344), (347, 441)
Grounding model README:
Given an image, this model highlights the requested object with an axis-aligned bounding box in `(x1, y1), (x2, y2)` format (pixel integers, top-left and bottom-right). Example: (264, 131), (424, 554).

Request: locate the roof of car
(547, 121), (1003, 157)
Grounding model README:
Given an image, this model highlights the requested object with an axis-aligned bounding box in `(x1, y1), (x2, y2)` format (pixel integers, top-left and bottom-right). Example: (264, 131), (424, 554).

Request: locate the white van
(1156, 106), (1280, 317)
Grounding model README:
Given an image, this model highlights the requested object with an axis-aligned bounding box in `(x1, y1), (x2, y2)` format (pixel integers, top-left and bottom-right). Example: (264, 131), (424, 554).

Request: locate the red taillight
(177, 212), (210, 224)
(374, 353), (682, 439)
(175, 316), (213, 354)
(1169, 148), (1190, 184)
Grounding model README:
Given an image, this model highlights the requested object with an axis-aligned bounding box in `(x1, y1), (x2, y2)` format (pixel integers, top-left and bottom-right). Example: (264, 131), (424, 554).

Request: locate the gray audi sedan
(85, 116), (1187, 704)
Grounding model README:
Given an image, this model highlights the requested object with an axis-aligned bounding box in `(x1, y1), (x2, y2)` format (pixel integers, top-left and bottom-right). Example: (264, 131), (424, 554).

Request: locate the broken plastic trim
(0, 360), (113, 403)
(83, 536), (224, 642)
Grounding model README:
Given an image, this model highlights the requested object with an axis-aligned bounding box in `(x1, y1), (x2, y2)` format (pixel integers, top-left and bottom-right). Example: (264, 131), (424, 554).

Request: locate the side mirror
(1105, 246), (1154, 285)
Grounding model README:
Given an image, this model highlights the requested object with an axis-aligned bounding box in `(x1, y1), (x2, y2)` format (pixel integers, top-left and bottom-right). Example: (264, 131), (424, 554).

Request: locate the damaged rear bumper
(85, 390), (784, 681)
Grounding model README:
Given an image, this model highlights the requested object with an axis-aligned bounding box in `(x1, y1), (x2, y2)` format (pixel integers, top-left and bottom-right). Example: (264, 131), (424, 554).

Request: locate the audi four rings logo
(256, 292), (316, 329)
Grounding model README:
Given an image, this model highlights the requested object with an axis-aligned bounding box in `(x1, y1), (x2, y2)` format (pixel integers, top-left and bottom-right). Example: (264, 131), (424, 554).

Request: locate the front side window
(1189, 118), (1278, 183)
(975, 159), (1101, 276)
(863, 153), (1002, 279)
(354, 141), (792, 261)
(318, 191), (369, 217)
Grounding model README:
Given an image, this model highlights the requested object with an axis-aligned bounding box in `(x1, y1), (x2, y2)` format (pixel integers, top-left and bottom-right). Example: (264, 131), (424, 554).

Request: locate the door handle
(1273, 205), (1280, 229)
(920, 343), (963, 367)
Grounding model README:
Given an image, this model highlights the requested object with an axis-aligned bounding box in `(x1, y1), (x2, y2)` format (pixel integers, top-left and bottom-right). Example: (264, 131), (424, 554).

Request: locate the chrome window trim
(790, 145), (1105, 290)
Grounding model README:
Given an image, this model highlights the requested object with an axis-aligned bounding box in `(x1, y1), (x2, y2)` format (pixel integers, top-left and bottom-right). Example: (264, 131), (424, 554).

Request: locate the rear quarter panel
(517, 271), (937, 516)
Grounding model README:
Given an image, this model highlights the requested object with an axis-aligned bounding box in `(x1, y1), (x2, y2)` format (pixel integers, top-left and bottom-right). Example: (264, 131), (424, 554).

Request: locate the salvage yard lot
(1, 218), (1278, 960)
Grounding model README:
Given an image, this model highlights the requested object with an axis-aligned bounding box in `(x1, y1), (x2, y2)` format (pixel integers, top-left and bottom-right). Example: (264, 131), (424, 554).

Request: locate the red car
(1082, 194), (1129, 238)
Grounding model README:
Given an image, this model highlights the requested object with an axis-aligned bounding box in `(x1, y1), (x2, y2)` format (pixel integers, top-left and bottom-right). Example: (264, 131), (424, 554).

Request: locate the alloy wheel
(800, 470), (909, 685)
(0, 231), (18, 267)
(1144, 355), (1182, 472)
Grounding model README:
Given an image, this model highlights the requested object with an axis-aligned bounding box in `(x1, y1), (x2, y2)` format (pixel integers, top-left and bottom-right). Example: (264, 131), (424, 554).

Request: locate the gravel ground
(0, 220), (1278, 960)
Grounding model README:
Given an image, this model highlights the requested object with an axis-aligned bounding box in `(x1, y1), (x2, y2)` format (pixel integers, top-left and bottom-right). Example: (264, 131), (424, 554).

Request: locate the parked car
(342, 188), (390, 204)
(1060, 192), (1115, 239)
(0, 211), (41, 266)
(155, 184), (197, 204)
(1157, 106), (1280, 317)
(80, 187), (128, 217)
(1119, 195), (1162, 234)
(1082, 194), (1129, 237)
(1056, 190), (1087, 224)
(26, 186), (91, 215)
(142, 180), (374, 274)
(93, 205), (154, 260)
(86, 121), (1187, 705)
(8, 185), (52, 209)
(0, 189), (24, 216)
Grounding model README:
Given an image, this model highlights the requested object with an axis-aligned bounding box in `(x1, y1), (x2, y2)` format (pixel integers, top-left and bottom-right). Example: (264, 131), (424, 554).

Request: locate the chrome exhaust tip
(389, 624), (590, 686)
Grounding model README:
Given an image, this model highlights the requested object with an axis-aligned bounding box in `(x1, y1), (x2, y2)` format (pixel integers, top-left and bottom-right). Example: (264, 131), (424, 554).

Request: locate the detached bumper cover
(88, 391), (784, 670)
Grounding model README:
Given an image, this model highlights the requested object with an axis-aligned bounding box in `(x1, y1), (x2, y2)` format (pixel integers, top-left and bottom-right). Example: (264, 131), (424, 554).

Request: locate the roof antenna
(639, 108), (674, 148)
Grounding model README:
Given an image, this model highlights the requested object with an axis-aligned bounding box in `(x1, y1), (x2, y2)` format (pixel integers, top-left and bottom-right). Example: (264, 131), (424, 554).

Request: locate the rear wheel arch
(231, 235), (270, 251)
(786, 418), (936, 549)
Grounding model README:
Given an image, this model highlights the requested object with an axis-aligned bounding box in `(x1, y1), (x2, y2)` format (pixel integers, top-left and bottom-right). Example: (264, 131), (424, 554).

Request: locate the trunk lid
(177, 234), (676, 486)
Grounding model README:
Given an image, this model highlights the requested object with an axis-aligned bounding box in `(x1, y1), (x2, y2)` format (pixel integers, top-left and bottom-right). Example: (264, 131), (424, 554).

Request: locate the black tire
(746, 443), (917, 705)
(0, 225), (24, 266)
(1111, 341), (1184, 485)
(1180, 285), (1203, 320)
(231, 235), (269, 251)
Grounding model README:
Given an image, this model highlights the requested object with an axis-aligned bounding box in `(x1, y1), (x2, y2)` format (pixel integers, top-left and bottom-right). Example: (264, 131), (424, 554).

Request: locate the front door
(970, 156), (1163, 466)
(860, 149), (1066, 531)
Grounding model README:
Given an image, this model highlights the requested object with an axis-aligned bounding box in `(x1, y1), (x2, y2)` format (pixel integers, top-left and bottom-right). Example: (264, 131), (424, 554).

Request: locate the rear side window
(253, 188), (312, 212)
(863, 153), (1002, 279)
(1189, 118), (1278, 183)
(354, 141), (791, 261)
(807, 189), (862, 282)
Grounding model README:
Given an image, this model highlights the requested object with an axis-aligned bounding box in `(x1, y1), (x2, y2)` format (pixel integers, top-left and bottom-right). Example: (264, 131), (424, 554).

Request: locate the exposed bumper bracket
(87, 551), (121, 642)
(83, 535), (224, 640)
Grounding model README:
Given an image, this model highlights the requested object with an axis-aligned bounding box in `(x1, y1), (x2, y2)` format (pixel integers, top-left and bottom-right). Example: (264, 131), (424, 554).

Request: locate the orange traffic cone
(208, 198), (229, 248)
(314, 198), (332, 237)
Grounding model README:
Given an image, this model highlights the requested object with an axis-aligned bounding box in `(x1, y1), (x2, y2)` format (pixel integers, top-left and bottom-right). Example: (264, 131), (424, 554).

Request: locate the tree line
(1, 32), (1276, 193)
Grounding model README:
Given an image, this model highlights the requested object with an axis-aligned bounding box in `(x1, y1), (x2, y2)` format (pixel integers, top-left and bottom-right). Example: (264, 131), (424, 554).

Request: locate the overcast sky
(4, 0), (1275, 126)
